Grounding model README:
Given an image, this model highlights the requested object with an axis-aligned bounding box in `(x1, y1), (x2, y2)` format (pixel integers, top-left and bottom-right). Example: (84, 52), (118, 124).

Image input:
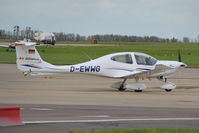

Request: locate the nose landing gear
(158, 76), (176, 92)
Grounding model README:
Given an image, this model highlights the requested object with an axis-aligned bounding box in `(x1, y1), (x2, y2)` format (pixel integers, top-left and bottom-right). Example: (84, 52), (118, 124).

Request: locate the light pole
(13, 26), (19, 40)
(25, 27), (31, 39)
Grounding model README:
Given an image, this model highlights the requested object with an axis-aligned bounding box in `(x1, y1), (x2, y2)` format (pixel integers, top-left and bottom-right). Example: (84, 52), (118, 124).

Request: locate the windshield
(135, 54), (157, 65)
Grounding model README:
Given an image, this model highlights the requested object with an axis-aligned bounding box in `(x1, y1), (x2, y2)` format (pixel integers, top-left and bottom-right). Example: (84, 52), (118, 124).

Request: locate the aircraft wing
(127, 64), (171, 79)
(0, 44), (9, 48)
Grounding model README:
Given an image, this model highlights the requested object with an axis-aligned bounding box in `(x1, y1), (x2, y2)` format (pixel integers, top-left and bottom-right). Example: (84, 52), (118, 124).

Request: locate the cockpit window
(111, 54), (133, 64)
(135, 54), (157, 65)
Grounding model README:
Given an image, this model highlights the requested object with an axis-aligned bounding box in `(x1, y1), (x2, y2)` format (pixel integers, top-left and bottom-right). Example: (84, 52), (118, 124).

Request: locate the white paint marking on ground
(81, 115), (110, 118)
(30, 108), (54, 111)
(23, 118), (199, 124)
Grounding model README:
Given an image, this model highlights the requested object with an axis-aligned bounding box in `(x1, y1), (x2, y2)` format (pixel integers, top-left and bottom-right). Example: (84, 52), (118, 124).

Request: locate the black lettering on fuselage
(84, 66), (90, 72)
(70, 66), (100, 73)
(70, 66), (75, 72)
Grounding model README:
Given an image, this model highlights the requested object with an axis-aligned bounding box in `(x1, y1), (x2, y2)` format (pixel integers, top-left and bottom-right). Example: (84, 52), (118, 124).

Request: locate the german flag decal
(28, 49), (35, 54)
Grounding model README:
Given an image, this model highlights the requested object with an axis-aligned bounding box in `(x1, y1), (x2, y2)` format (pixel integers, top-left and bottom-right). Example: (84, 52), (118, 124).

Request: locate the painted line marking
(20, 108), (54, 111)
(31, 108), (54, 111)
(80, 115), (110, 118)
(23, 118), (199, 124)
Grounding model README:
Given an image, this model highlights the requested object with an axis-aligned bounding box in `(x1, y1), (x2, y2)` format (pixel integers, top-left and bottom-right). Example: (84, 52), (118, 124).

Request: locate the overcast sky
(0, 0), (198, 39)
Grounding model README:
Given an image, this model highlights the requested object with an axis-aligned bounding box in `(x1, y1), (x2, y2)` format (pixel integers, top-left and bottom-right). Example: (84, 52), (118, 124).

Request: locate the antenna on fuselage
(81, 51), (92, 61)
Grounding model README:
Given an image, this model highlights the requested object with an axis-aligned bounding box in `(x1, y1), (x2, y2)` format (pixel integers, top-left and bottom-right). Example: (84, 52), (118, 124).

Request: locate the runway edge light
(0, 106), (22, 126)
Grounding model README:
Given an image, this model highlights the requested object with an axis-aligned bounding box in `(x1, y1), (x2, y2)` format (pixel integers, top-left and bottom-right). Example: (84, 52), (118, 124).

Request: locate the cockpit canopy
(111, 53), (157, 66)
(111, 54), (133, 64)
(134, 53), (157, 65)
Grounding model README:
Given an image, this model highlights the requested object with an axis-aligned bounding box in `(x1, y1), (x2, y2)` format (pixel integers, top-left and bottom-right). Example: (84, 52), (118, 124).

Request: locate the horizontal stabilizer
(15, 41), (36, 47)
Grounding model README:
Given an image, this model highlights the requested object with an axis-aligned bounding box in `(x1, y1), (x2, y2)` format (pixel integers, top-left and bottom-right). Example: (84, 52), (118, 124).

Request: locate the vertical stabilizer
(15, 41), (54, 73)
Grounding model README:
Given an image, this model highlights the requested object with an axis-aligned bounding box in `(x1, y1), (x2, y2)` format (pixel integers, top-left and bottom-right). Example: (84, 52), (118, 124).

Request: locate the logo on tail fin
(28, 49), (35, 54)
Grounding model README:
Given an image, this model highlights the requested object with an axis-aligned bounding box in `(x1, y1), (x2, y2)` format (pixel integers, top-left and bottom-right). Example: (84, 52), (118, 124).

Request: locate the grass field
(65, 129), (199, 133)
(0, 39), (12, 42)
(0, 42), (199, 67)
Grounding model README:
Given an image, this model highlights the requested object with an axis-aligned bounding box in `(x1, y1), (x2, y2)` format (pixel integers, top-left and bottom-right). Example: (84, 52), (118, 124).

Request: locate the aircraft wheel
(165, 89), (172, 92)
(118, 87), (126, 91)
(134, 90), (143, 92)
(117, 83), (126, 91)
(118, 88), (126, 91)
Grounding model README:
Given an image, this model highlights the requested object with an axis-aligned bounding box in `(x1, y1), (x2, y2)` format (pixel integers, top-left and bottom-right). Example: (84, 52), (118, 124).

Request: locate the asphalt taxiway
(0, 64), (199, 133)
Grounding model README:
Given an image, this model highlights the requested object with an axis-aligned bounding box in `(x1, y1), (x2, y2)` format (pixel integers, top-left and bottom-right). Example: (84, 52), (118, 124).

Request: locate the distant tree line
(53, 32), (179, 42)
(0, 29), (38, 40)
(87, 34), (178, 42)
(0, 28), (199, 43)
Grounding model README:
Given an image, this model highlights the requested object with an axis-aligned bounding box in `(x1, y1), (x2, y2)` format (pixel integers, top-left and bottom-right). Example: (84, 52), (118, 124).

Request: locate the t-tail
(15, 41), (68, 76)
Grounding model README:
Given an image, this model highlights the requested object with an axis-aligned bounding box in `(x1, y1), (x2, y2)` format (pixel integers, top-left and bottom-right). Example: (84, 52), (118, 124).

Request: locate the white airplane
(0, 43), (16, 51)
(15, 41), (187, 92)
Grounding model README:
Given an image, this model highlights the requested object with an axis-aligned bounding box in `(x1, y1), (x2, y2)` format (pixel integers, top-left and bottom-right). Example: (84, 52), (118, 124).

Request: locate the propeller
(178, 48), (182, 62)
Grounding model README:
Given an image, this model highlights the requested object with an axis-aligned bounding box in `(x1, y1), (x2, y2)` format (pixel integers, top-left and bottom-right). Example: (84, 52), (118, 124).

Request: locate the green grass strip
(0, 42), (199, 67)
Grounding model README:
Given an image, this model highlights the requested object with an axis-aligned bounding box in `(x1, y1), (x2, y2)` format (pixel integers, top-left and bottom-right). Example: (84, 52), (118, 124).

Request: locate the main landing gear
(111, 78), (146, 92)
(118, 78), (127, 91)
